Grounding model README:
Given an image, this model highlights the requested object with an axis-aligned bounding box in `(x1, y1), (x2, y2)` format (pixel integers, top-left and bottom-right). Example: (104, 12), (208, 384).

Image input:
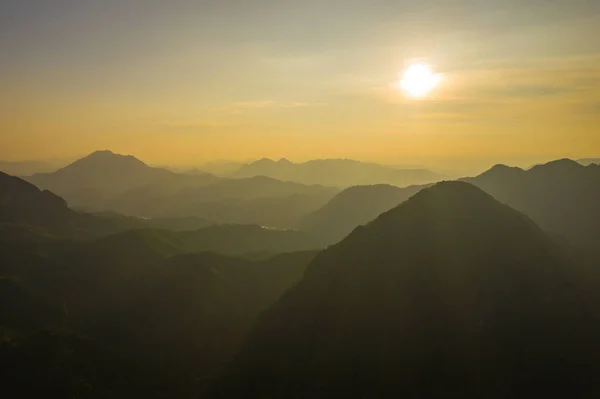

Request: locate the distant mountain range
(26, 150), (218, 210)
(297, 159), (600, 251)
(232, 158), (446, 188)
(463, 159), (600, 249)
(25, 151), (340, 228)
(209, 182), (600, 397)
(1, 171), (324, 254)
(3, 168), (600, 396)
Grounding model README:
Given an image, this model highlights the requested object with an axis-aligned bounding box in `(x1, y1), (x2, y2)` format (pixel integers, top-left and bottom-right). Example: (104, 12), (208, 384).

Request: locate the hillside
(26, 150), (217, 209)
(210, 182), (600, 398)
(463, 159), (600, 249)
(0, 223), (319, 397)
(298, 184), (428, 244)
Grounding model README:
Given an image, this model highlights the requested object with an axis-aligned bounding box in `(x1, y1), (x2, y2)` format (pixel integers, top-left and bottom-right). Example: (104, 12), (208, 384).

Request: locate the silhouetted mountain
(233, 158), (445, 188)
(463, 159), (600, 249)
(578, 158), (600, 166)
(26, 150), (218, 209)
(109, 176), (338, 228)
(0, 171), (133, 237)
(25, 151), (338, 228)
(210, 182), (600, 398)
(299, 184), (428, 244)
(2, 171), (220, 239)
(1, 171), (71, 226)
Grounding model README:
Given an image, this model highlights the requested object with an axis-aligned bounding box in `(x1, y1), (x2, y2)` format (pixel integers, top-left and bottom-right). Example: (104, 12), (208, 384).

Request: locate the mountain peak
(210, 180), (595, 397)
(531, 158), (582, 171)
(59, 150), (148, 173)
(89, 149), (115, 156)
(474, 164), (524, 180)
(364, 181), (525, 235)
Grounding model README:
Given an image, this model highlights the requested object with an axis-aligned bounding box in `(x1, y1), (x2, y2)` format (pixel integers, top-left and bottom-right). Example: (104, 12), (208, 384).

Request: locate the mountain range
(463, 159), (600, 250)
(25, 151), (339, 228)
(298, 159), (600, 251)
(209, 182), (600, 398)
(3, 152), (600, 397)
(232, 158), (445, 188)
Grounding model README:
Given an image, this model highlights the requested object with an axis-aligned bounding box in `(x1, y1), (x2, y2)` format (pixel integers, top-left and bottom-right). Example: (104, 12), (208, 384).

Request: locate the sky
(2, 0), (600, 174)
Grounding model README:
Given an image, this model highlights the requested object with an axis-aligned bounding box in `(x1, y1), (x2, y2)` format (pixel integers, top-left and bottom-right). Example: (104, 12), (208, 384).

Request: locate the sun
(398, 64), (442, 98)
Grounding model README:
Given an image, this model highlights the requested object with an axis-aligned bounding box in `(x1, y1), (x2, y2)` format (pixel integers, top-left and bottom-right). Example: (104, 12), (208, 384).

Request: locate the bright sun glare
(398, 64), (442, 98)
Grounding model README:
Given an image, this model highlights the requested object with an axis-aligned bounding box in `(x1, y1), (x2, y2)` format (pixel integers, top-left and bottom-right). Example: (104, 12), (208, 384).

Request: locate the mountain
(108, 176), (339, 228)
(233, 158), (445, 188)
(25, 151), (339, 228)
(26, 150), (217, 209)
(0, 171), (142, 237)
(2, 171), (213, 239)
(463, 159), (600, 249)
(0, 221), (319, 397)
(578, 158), (600, 166)
(298, 184), (428, 244)
(0, 160), (62, 176)
(1, 171), (71, 226)
(209, 182), (600, 398)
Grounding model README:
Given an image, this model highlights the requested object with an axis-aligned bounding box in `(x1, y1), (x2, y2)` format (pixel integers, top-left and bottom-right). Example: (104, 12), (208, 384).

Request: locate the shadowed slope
(210, 181), (600, 398)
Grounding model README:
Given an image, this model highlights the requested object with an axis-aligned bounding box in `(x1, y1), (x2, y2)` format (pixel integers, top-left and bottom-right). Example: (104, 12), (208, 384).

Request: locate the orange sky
(2, 1), (600, 174)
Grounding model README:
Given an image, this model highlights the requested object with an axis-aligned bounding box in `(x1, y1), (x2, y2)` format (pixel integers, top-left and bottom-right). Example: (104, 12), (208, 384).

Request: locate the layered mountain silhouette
(299, 184), (428, 244)
(109, 175), (338, 228)
(463, 159), (600, 249)
(210, 182), (600, 398)
(25, 151), (339, 228)
(297, 159), (600, 250)
(26, 150), (218, 209)
(0, 171), (145, 237)
(233, 158), (445, 188)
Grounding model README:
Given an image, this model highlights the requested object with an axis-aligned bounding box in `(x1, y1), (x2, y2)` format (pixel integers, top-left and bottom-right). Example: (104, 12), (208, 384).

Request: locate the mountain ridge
(209, 181), (600, 397)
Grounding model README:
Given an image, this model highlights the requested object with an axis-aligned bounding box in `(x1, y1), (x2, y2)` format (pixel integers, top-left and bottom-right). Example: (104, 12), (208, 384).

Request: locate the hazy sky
(2, 0), (600, 173)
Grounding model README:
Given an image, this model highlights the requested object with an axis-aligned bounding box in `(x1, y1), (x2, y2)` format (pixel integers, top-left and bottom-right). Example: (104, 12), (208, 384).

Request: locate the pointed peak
(69, 150), (147, 168)
(407, 180), (492, 202)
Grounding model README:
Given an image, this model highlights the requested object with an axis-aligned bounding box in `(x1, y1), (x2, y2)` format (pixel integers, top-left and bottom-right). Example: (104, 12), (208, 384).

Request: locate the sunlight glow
(398, 64), (442, 98)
